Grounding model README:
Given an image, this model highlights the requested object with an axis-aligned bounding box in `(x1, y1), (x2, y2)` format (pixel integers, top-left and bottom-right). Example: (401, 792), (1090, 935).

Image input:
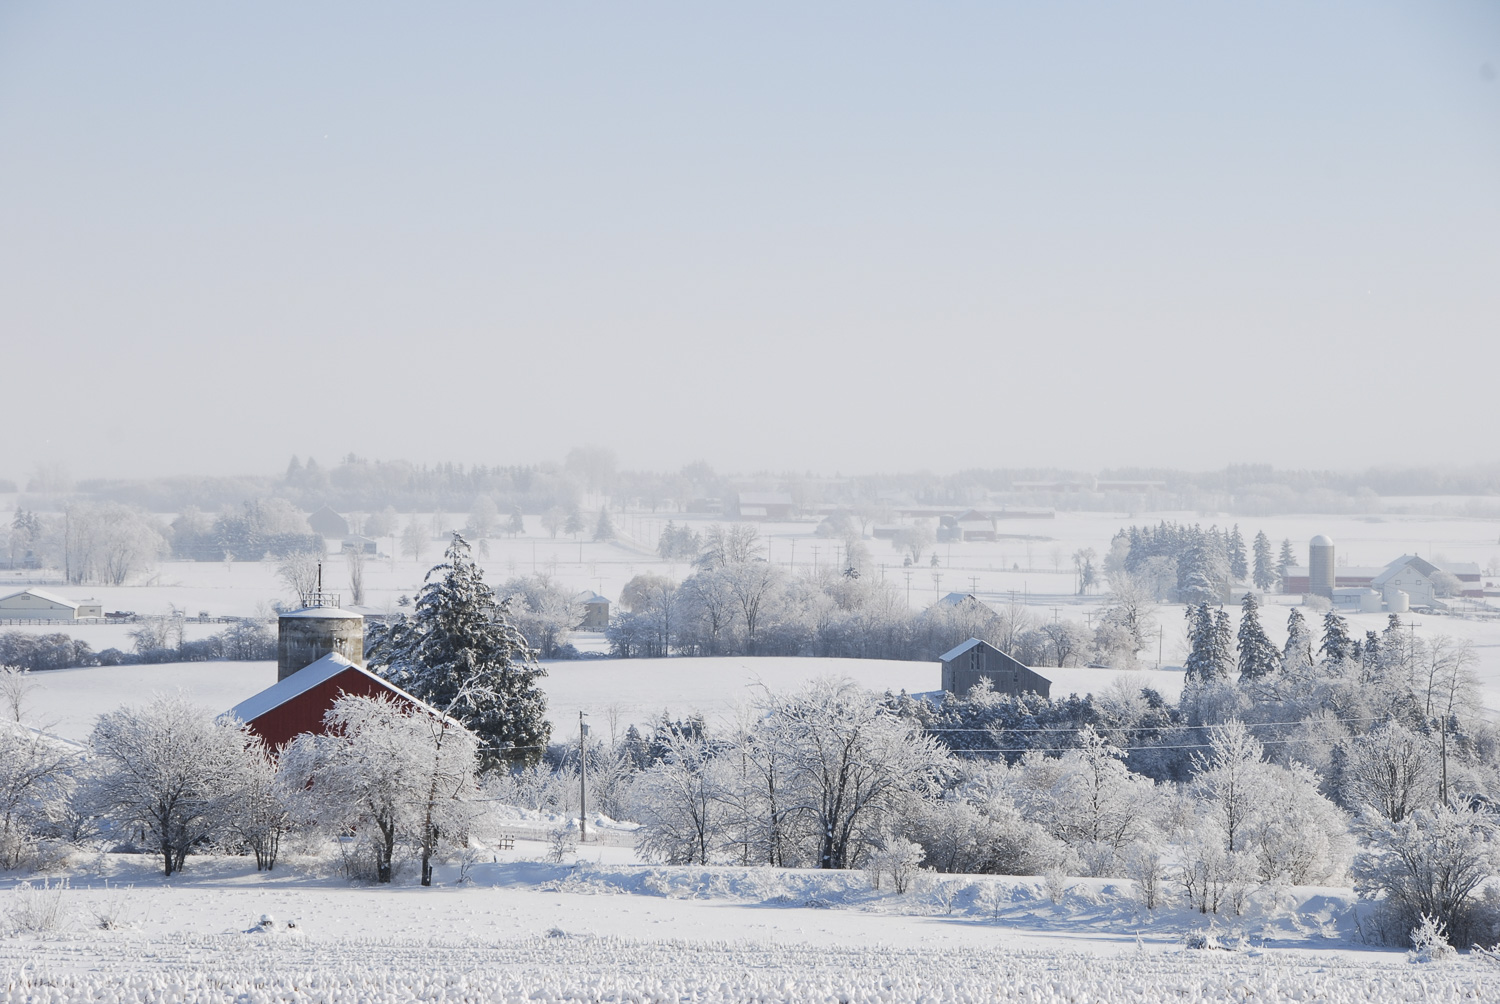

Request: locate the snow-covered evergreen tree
(1184, 603), (1230, 681)
(367, 533), (550, 768)
(594, 507), (616, 542)
(1283, 608), (1314, 673)
(1227, 525), (1248, 582)
(563, 507), (586, 538)
(1319, 610), (1353, 666)
(1252, 531), (1277, 591)
(506, 507), (525, 537)
(1235, 593), (1280, 682)
(1278, 538), (1297, 577)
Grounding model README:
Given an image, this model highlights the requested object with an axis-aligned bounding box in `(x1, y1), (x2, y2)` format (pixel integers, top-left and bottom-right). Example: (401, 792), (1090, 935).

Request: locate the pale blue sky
(2, 2), (1497, 480)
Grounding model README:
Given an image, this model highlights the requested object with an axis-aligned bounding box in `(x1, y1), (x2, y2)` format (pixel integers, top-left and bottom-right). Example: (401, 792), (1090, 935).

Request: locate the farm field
(6, 850), (1500, 1002)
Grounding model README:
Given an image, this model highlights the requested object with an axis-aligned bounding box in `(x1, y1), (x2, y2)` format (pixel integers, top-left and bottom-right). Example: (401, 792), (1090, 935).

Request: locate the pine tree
(1318, 610), (1352, 666)
(1214, 608), (1234, 678)
(594, 507), (616, 542)
(366, 533), (550, 768)
(1278, 538), (1297, 576)
(1184, 603), (1230, 681)
(1252, 531), (1277, 592)
(506, 507), (526, 537)
(1236, 593), (1280, 681)
(1283, 608), (1314, 674)
(564, 508), (586, 538)
(1178, 544), (1220, 604)
(1228, 525), (1248, 582)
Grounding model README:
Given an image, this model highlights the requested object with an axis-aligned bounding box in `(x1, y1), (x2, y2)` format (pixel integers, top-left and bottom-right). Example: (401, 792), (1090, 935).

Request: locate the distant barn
(0, 588), (103, 621)
(939, 638), (1051, 699)
(734, 492), (795, 520)
(307, 505), (350, 539)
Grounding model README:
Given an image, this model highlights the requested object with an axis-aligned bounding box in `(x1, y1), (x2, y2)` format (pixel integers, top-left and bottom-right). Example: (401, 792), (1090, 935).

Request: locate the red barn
(224, 652), (440, 749)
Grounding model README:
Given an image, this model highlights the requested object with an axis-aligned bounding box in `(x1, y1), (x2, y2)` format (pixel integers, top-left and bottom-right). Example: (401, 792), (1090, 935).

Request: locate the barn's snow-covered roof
(0, 587), (79, 608)
(223, 653), (436, 725)
(938, 638), (988, 663)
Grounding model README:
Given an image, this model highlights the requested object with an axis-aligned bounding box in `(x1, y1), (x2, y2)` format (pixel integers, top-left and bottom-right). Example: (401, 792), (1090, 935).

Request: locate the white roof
(222, 654), (456, 732)
(223, 652), (453, 733)
(224, 653), (362, 723)
(938, 638), (987, 662)
(0, 587), (79, 609)
(278, 606), (364, 620)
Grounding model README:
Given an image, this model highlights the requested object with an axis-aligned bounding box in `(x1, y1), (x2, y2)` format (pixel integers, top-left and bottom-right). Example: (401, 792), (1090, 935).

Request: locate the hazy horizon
(3, 2), (1497, 481)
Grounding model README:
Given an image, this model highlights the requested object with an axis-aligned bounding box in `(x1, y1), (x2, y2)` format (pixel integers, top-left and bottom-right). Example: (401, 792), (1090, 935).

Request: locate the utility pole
(578, 711), (589, 845)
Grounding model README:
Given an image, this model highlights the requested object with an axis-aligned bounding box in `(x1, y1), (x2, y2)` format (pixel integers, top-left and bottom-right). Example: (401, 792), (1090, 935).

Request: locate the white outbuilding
(0, 587), (103, 621)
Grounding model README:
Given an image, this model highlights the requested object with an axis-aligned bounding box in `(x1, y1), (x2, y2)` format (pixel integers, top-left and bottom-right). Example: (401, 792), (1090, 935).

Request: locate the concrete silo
(277, 605), (365, 680)
(1308, 534), (1335, 599)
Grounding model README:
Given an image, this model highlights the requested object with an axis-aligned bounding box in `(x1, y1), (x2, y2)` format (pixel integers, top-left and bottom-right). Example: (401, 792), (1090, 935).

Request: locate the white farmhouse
(1371, 555), (1442, 608)
(0, 588), (103, 621)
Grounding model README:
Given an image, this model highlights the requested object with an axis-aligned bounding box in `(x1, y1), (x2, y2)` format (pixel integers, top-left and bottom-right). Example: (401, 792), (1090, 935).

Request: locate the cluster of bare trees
(609, 554), (1154, 668)
(2, 504), (168, 584)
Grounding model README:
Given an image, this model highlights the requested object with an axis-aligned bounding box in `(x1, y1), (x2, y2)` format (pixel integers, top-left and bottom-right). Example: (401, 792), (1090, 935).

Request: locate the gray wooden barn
(939, 638), (1051, 699)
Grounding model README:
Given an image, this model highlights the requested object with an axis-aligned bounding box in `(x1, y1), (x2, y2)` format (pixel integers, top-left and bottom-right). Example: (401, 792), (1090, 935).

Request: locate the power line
(924, 715), (1391, 735)
(946, 734), (1355, 755)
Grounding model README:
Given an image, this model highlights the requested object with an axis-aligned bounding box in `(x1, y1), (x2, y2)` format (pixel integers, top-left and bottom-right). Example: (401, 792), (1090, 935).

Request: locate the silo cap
(279, 606), (364, 619)
(1310, 534), (1334, 547)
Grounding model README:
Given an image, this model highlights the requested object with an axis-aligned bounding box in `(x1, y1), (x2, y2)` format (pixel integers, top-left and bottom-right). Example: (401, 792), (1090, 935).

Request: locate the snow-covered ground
(5, 851), (1499, 1002)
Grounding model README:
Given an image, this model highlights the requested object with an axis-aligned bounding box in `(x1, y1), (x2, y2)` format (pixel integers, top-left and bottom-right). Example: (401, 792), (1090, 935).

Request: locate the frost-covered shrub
(1009, 728), (1164, 877)
(1353, 804), (1497, 947)
(1043, 868), (1068, 905)
(547, 823), (578, 863)
(629, 732), (719, 865)
(865, 833), (922, 893)
(1408, 914), (1457, 963)
(1178, 822), (1252, 916)
(1124, 839), (1169, 911)
(5, 878), (70, 934)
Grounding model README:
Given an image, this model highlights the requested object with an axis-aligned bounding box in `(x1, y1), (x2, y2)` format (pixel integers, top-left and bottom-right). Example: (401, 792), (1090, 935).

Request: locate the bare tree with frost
(86, 696), (254, 876)
(279, 692), (478, 884)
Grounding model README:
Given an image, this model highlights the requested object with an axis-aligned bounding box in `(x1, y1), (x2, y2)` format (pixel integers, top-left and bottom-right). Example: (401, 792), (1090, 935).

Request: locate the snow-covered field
(6, 851), (1500, 1002)
(20, 656), (1185, 744)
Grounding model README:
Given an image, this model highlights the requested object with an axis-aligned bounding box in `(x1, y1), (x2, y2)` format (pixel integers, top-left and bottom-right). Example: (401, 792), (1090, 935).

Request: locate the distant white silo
(1384, 587), (1410, 614)
(1309, 534), (1335, 599)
